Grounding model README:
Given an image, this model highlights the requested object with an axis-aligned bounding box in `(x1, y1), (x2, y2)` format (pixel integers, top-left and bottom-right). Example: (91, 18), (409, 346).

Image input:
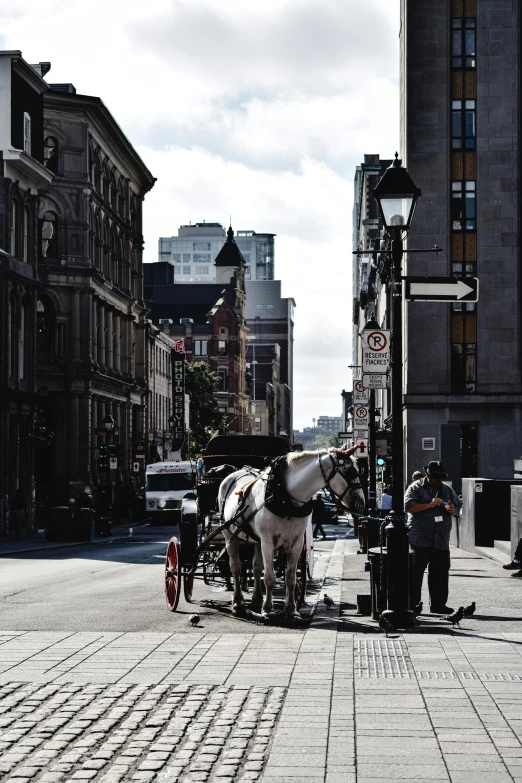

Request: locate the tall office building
(159, 223), (275, 282)
(400, 0), (520, 487)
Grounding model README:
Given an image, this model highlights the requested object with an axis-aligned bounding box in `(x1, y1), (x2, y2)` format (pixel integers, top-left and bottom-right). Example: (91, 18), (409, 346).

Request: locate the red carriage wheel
(165, 537), (181, 612)
(294, 542), (307, 609)
(183, 572), (194, 602)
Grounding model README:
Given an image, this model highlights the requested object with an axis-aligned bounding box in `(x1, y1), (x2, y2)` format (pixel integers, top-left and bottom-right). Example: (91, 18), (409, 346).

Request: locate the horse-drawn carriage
(164, 435), (364, 618)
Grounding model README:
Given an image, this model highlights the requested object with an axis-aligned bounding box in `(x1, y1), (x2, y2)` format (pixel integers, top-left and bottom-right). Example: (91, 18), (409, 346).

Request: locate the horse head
(326, 445), (366, 512)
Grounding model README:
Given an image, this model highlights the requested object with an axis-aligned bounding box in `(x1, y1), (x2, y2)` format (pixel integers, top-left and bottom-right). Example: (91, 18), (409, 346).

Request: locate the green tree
(185, 361), (225, 456)
(312, 433), (341, 450)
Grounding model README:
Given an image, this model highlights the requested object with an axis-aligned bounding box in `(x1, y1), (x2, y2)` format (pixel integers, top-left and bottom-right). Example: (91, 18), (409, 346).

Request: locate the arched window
(22, 205), (30, 262)
(44, 137), (58, 174)
(40, 211), (58, 260)
(95, 211), (102, 270)
(111, 227), (118, 285)
(10, 199), (19, 257)
(118, 179), (126, 218)
(102, 162), (110, 203)
(94, 151), (102, 192)
(130, 195), (138, 233)
(110, 172), (118, 212)
(37, 297), (55, 353)
(103, 220), (110, 278)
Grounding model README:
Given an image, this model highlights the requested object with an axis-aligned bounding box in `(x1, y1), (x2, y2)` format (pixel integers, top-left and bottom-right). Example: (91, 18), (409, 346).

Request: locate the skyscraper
(159, 223), (275, 282)
(400, 0), (520, 487)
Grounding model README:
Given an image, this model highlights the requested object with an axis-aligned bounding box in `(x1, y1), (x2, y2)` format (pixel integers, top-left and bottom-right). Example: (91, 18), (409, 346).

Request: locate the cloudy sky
(3, 0), (400, 430)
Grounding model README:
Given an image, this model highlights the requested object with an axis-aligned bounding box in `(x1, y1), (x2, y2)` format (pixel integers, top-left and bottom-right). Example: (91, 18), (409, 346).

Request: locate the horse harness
(221, 451), (359, 548)
(317, 452), (361, 503)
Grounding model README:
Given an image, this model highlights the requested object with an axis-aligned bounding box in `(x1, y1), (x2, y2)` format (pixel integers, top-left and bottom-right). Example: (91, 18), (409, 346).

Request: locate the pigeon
(323, 594), (334, 610)
(463, 601), (476, 618)
(189, 614), (201, 627)
(379, 614), (397, 637)
(446, 606), (465, 628)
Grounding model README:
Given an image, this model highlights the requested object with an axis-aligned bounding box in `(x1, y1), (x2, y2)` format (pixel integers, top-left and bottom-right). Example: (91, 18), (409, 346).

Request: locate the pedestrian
(196, 456), (204, 482)
(9, 488), (29, 541)
(410, 470), (424, 485)
(380, 486), (392, 511)
(404, 461), (462, 614)
(312, 494), (327, 539)
(503, 538), (522, 578)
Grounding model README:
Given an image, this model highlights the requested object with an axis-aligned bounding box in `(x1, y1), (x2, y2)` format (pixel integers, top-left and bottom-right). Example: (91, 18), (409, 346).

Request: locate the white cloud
(3, 0), (400, 429)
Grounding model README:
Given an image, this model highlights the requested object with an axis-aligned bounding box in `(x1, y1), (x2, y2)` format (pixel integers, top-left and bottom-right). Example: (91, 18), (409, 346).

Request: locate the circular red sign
(356, 407), (367, 419)
(355, 380), (365, 393)
(366, 331), (388, 351)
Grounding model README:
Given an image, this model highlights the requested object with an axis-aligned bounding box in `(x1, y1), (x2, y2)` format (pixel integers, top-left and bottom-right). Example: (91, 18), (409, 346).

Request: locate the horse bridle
(318, 451), (362, 503)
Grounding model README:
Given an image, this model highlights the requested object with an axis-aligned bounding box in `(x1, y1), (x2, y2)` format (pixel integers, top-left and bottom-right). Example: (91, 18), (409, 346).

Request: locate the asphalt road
(0, 525), (333, 634)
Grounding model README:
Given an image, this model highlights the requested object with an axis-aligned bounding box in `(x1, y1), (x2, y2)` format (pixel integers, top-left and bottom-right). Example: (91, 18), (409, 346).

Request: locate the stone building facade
(400, 0), (521, 488)
(0, 52), (54, 533)
(34, 83), (155, 501)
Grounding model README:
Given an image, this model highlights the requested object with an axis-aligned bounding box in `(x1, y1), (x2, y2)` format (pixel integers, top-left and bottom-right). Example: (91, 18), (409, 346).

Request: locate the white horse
(218, 446), (365, 618)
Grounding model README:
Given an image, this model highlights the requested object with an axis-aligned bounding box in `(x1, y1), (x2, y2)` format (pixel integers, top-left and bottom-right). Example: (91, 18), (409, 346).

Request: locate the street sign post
(109, 457), (117, 470)
(353, 379), (369, 404)
(405, 276), (479, 302)
(354, 429), (369, 439)
(133, 461), (140, 473)
(354, 405), (369, 428)
(362, 373), (389, 389)
(362, 329), (391, 374)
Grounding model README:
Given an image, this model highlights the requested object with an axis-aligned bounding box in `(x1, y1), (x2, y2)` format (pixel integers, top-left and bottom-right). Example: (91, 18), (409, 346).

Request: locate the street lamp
(101, 414), (115, 433)
(372, 153), (421, 629)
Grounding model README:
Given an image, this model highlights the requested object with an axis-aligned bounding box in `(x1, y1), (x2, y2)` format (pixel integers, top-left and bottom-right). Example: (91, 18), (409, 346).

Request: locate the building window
(22, 206), (29, 261)
(194, 340), (207, 356)
(266, 304), (274, 315)
(218, 340), (227, 356)
(182, 265), (191, 275)
(217, 369), (228, 392)
(255, 304), (264, 315)
(44, 137), (58, 173)
(23, 113), (31, 154)
(183, 254), (191, 262)
(451, 181), (475, 231)
(245, 266), (251, 280)
(172, 253), (181, 262)
(195, 266), (209, 275)
(19, 300), (28, 381)
(10, 199), (18, 257)
(451, 100), (476, 149)
(193, 241), (211, 251)
(193, 253), (211, 263)
(451, 17), (476, 69)
(40, 211), (58, 259)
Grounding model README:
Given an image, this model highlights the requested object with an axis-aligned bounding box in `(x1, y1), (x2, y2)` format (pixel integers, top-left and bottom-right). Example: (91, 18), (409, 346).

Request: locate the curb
(0, 521), (150, 558)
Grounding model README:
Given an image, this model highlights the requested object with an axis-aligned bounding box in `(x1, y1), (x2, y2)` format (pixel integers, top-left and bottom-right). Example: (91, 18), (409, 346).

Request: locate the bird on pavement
(189, 614), (201, 627)
(446, 606), (465, 627)
(463, 601), (476, 618)
(379, 614), (397, 637)
(323, 594), (334, 610)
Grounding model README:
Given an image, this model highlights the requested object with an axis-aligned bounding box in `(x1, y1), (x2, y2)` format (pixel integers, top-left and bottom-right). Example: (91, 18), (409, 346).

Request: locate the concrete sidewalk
(0, 538), (521, 782)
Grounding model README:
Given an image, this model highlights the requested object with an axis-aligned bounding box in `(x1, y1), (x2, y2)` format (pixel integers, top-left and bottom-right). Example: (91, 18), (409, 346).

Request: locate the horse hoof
(233, 604), (247, 617)
(250, 601), (262, 613)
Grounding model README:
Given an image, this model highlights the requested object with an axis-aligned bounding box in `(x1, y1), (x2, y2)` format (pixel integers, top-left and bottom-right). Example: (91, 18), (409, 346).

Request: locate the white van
(145, 461), (195, 523)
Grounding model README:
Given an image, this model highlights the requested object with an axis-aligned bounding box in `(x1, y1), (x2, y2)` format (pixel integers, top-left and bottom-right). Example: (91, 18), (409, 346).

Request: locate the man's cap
(412, 470), (424, 479)
(423, 461), (448, 479)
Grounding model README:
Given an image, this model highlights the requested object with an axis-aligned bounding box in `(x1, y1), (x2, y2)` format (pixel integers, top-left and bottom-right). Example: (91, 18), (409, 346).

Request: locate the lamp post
(372, 153), (421, 629)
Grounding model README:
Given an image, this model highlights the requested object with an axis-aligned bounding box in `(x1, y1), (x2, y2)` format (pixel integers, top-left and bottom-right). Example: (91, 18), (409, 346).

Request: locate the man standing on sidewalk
(404, 461), (462, 614)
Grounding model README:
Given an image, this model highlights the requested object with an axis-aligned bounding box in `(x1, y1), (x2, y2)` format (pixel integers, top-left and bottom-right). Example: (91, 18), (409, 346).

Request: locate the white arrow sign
(406, 277), (479, 302)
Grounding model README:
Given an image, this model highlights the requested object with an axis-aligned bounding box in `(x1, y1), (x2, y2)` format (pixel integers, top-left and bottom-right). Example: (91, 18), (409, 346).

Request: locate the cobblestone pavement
(0, 538), (521, 782)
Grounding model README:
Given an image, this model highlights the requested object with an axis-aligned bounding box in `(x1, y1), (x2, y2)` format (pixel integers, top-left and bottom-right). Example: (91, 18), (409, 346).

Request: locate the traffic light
(377, 458), (385, 467)
(99, 445), (109, 471)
